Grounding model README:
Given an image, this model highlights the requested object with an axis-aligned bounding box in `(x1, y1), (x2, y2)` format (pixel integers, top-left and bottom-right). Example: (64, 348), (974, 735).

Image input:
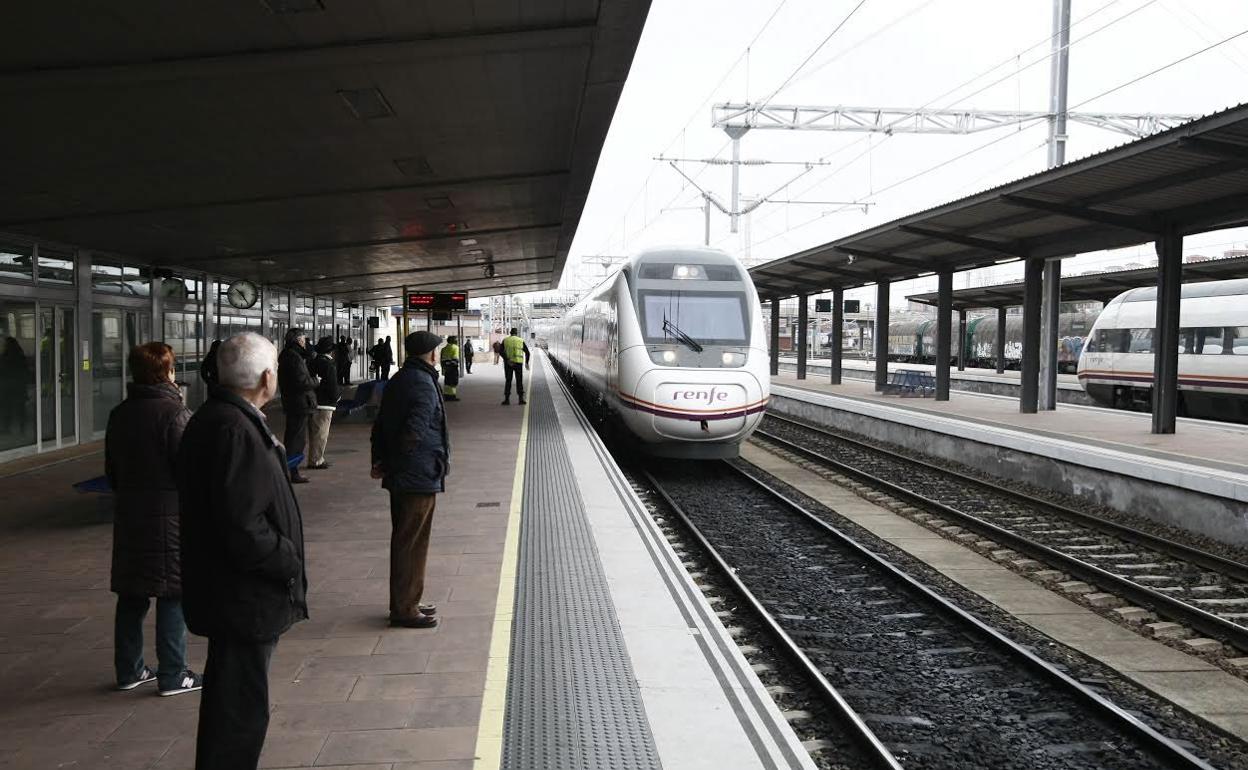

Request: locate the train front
(615, 248), (770, 459)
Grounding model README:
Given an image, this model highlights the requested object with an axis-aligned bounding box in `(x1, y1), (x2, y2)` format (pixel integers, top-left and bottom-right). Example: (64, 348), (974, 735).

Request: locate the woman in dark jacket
(105, 341), (202, 696)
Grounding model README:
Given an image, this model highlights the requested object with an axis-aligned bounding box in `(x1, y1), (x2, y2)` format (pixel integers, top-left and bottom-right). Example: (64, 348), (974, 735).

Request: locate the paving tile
(349, 672), (487, 701)
(316, 726), (478, 765)
(269, 700), (415, 732)
(424, 650), (489, 674)
(270, 675), (360, 704)
(1062, 639), (1215, 673)
(407, 696), (484, 729)
(1019, 612), (1145, 643)
(1124, 670), (1248, 717)
(298, 653), (431, 678)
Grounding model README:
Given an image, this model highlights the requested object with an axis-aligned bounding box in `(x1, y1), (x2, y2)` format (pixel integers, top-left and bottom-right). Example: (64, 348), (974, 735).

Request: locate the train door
(37, 305), (78, 450)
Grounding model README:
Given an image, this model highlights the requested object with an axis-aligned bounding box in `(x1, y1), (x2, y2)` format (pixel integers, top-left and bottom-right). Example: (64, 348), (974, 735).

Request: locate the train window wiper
(663, 318), (704, 353)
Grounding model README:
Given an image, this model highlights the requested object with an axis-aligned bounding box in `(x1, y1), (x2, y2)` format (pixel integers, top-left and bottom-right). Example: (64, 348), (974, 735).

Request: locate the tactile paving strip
(502, 364), (663, 770)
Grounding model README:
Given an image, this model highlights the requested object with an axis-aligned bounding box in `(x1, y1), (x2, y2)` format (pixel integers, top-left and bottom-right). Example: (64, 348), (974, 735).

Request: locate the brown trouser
(389, 492), (436, 619)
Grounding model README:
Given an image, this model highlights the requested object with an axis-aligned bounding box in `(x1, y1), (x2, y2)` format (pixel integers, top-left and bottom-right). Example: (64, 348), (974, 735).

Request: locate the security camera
(484, 264), (496, 278)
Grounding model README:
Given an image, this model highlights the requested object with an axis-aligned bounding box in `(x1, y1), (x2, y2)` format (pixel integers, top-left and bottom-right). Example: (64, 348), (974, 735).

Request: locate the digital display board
(814, 299), (832, 313)
(407, 291), (467, 312)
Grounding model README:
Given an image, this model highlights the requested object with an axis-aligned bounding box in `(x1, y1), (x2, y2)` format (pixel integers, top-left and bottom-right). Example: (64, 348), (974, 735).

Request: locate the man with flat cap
(370, 331), (449, 628)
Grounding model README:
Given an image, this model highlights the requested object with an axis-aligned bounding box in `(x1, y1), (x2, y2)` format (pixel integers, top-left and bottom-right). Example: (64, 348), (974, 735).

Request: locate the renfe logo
(671, 387), (731, 406)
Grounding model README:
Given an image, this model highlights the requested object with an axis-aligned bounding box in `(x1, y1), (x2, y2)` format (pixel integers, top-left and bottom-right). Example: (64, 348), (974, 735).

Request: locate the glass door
(92, 308), (149, 436)
(0, 300), (37, 454)
(38, 305), (78, 449)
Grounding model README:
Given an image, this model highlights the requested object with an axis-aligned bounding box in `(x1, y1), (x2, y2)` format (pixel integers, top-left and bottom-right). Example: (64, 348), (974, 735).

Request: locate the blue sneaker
(159, 670), (203, 697)
(117, 666), (156, 691)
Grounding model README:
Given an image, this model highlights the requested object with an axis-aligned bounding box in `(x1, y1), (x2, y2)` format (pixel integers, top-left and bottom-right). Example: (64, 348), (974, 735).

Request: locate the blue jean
(114, 594), (187, 689)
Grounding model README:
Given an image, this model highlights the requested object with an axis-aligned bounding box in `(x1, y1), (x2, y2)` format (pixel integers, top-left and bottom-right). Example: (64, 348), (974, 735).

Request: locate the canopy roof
(750, 103), (1248, 299)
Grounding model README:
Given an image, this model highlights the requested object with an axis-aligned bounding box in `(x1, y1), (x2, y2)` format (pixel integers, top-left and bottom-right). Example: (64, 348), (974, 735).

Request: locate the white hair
(218, 332), (278, 390)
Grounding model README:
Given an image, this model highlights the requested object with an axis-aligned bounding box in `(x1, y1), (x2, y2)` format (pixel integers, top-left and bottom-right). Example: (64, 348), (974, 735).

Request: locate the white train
(1077, 278), (1248, 423)
(546, 247), (770, 458)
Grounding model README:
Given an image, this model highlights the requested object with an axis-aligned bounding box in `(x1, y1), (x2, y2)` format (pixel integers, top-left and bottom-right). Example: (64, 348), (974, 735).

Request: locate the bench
(881, 368), (936, 397)
(75, 452), (306, 494)
(335, 379), (385, 423)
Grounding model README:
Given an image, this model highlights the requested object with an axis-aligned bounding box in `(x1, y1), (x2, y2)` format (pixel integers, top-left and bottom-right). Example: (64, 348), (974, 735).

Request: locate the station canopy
(750, 103), (1248, 300)
(0, 1), (650, 299)
(907, 253), (1248, 311)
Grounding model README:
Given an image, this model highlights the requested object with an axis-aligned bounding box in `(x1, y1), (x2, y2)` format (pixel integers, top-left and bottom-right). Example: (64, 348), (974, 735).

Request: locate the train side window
(1234, 327), (1248, 355)
(1194, 326), (1224, 354)
(1128, 328), (1152, 354)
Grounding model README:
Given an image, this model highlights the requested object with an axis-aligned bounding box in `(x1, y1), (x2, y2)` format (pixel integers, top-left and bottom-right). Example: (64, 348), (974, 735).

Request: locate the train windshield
(639, 290), (748, 345)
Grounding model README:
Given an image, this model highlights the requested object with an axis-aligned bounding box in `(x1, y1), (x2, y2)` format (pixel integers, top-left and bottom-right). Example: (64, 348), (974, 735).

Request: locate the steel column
(935, 271), (952, 400)
(1039, 260), (1061, 409)
(1020, 258), (1044, 413)
(956, 309), (967, 372)
(796, 293), (808, 380)
(995, 306), (1007, 374)
(1152, 226), (1183, 434)
(830, 288), (844, 385)
(875, 281), (890, 391)
(769, 297), (780, 377)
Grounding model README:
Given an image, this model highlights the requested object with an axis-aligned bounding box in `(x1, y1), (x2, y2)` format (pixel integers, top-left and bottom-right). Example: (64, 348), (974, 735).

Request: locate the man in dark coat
(106, 341), (201, 696)
(177, 332), (308, 770)
(333, 336), (352, 386)
(463, 339), (474, 374)
(306, 336), (340, 470)
(371, 331), (449, 629)
(277, 328), (316, 483)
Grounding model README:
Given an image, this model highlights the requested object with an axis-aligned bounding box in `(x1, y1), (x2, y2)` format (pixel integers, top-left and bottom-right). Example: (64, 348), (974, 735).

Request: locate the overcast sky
(550, 0), (1248, 307)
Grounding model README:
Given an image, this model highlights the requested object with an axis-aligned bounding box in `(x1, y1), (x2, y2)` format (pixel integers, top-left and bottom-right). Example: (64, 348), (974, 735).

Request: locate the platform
(0, 356), (809, 769)
(770, 372), (1248, 545)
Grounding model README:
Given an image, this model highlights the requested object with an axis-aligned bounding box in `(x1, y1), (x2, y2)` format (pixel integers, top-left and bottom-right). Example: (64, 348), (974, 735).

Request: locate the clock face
(226, 280), (259, 309)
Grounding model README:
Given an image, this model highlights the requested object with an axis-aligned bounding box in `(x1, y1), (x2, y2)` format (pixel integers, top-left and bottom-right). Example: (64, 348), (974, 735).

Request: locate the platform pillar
(769, 297), (780, 377)
(995, 306), (1007, 373)
(935, 270), (952, 401)
(796, 293), (808, 380)
(830, 287), (844, 385)
(1039, 260), (1061, 410)
(875, 281), (890, 391)
(1020, 258), (1043, 413)
(1153, 226), (1183, 434)
(956, 309), (967, 372)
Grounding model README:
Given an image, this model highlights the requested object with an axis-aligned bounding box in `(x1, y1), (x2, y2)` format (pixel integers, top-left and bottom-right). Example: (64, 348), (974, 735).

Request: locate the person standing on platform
(200, 340), (221, 387)
(491, 339), (502, 365)
(500, 327), (530, 406)
(463, 339), (474, 374)
(277, 328), (316, 484)
(333, 336), (352, 386)
(106, 342), (202, 697)
(306, 336), (340, 470)
(370, 331), (448, 629)
(440, 336), (461, 401)
(376, 336), (394, 380)
(177, 332), (308, 770)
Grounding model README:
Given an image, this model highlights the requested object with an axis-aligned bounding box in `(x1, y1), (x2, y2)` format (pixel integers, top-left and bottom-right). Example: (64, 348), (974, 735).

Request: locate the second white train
(546, 247), (770, 458)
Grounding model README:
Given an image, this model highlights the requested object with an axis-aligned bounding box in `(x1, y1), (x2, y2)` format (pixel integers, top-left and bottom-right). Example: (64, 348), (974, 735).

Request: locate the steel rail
(718, 460), (1217, 770)
(752, 419), (1248, 651)
(763, 412), (1248, 582)
(641, 468), (902, 770)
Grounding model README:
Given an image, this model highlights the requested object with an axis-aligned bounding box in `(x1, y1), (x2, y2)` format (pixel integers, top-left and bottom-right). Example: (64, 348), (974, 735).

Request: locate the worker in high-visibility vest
(500, 327), (530, 406)
(440, 336), (461, 402)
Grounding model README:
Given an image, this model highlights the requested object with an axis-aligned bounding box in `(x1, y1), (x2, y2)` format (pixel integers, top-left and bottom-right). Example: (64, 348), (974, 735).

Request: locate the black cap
(405, 330), (442, 357)
(315, 336), (334, 354)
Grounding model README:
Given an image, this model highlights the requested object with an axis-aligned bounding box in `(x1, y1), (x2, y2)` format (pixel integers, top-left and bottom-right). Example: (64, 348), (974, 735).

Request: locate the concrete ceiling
(0, 0), (651, 301)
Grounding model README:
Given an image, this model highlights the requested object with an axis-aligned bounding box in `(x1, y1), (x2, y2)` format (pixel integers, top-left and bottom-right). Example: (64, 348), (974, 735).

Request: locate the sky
(542, 0), (1248, 308)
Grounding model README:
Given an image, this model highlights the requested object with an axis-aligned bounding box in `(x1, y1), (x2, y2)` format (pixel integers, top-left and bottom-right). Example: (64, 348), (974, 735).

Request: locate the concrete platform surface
(776, 355), (1083, 390)
(0, 360), (523, 769)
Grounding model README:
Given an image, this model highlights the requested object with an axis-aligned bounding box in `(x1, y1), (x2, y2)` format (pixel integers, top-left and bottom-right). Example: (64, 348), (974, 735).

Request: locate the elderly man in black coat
(371, 331), (449, 629)
(106, 341), (201, 696)
(177, 332), (309, 770)
(277, 327), (317, 484)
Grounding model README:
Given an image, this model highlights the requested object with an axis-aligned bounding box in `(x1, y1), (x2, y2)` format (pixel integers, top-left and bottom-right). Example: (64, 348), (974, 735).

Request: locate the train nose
(634, 376), (765, 441)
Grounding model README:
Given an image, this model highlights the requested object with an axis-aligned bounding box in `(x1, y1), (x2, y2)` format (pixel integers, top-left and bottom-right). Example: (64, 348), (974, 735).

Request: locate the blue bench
(75, 452), (306, 494)
(882, 369), (936, 397)
(335, 380), (385, 422)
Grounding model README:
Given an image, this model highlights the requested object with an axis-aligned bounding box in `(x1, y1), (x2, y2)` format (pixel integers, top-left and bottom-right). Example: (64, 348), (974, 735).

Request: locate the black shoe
(501, 399), (510, 405)
(518, 398), (527, 405)
(306, 462), (330, 470)
(389, 612), (438, 629)
(117, 666), (157, 691)
(159, 670), (203, 697)
(290, 473), (311, 484)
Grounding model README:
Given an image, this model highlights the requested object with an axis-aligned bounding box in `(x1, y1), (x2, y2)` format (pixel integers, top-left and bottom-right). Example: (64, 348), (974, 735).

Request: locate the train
(546, 247), (770, 459)
(884, 311), (1096, 372)
(1078, 278), (1248, 423)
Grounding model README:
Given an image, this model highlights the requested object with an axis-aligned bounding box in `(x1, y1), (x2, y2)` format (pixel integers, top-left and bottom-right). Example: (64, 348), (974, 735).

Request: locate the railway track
(641, 460), (1216, 770)
(753, 413), (1248, 653)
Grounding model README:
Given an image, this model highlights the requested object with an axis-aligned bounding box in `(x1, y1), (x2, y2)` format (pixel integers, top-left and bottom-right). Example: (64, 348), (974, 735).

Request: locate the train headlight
(662, 350), (677, 363)
(672, 264), (706, 279)
(721, 352), (736, 366)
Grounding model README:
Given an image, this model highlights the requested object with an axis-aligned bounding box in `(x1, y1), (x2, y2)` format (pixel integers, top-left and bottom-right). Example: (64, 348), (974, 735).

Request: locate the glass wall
(0, 300), (37, 453)
(91, 308), (148, 435)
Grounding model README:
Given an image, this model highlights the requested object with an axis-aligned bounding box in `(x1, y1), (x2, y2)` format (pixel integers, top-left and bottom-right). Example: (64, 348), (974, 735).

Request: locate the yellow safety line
(472, 394), (529, 770)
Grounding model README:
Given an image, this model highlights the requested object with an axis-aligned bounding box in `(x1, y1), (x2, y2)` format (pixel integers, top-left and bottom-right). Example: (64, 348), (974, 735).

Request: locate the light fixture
(662, 350), (677, 363)
(721, 352), (736, 365)
(426, 196), (453, 210)
(262, 0), (324, 12)
(995, 257), (1018, 264)
(255, 258), (277, 266)
(338, 88), (395, 120)
(460, 238), (478, 246)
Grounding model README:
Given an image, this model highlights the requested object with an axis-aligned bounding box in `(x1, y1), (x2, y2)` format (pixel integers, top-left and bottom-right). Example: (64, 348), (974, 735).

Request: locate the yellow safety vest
(502, 335), (525, 364)
(441, 343), (459, 362)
